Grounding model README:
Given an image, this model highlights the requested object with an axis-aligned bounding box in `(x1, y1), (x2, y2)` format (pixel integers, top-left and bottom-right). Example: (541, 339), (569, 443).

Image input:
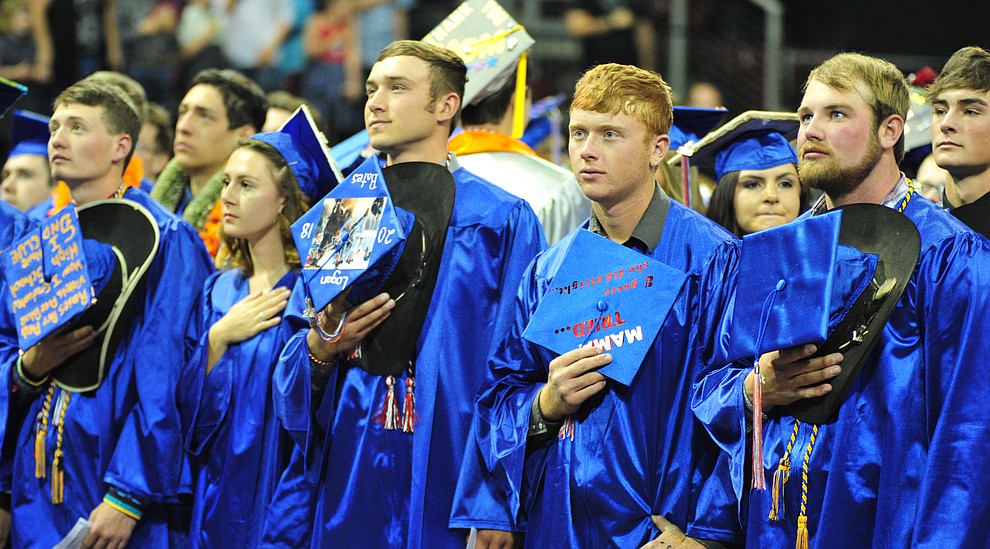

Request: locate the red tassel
(401, 376), (417, 433)
(752, 364), (765, 491)
(375, 376), (400, 430)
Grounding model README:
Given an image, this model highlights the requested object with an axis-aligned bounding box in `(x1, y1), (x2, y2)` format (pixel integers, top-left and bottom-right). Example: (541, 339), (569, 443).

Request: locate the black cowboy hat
(54, 199), (159, 392)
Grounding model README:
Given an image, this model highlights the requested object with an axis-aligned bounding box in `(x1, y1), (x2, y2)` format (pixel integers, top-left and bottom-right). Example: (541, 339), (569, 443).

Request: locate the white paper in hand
(54, 518), (92, 549)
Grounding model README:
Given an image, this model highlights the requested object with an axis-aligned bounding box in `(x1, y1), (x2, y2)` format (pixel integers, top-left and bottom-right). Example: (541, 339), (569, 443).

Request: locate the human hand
(474, 528), (522, 549)
(640, 515), (706, 549)
(209, 287), (291, 350)
(745, 344), (843, 410)
(21, 325), (98, 380)
(343, 78), (363, 101)
(538, 346), (610, 422)
(83, 502), (138, 549)
(307, 292), (395, 362)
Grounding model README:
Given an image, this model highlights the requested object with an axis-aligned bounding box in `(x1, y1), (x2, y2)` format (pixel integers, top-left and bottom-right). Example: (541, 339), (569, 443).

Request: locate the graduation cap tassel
(751, 280), (785, 491)
(51, 449), (64, 504)
(751, 361), (765, 491)
(51, 391), (69, 505)
(769, 421), (800, 521)
(35, 385), (56, 479)
(401, 374), (417, 434)
(510, 53), (528, 140)
(376, 376), (400, 431)
(796, 424), (819, 549)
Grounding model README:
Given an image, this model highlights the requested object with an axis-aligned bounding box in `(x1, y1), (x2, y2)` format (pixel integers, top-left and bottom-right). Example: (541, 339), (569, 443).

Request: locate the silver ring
(259, 313), (266, 322)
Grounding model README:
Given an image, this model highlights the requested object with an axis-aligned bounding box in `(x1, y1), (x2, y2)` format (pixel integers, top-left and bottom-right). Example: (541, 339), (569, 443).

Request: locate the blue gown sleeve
(103, 221), (214, 501)
(178, 272), (233, 455)
(911, 233), (990, 546)
(448, 202), (547, 532)
(458, 254), (551, 528)
(271, 278), (337, 484)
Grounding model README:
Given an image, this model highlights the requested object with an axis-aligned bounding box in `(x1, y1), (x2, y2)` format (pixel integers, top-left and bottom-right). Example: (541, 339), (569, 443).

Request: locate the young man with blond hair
(695, 52), (990, 548)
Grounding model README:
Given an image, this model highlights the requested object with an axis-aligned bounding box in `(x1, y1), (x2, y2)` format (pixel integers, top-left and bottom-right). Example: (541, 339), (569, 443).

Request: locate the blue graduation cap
(521, 93), (566, 150)
(669, 106), (728, 152)
(722, 204), (921, 424)
(2, 207), (98, 350)
(1, 200), (160, 394)
(291, 156), (405, 318)
(251, 105), (343, 202)
(10, 110), (50, 159)
(522, 229), (689, 386)
(713, 131), (797, 182)
(723, 210), (877, 363)
(0, 77), (27, 118)
(679, 110), (799, 181)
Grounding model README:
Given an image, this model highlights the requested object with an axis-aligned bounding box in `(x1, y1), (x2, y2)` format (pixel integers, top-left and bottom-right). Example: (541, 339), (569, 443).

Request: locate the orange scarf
(448, 129), (539, 158)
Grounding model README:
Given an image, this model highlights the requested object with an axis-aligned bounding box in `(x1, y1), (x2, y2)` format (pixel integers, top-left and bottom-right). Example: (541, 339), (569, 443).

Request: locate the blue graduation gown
(0, 202), (38, 494)
(269, 167), (546, 548)
(462, 202), (743, 547)
(5, 189), (214, 546)
(693, 197), (990, 547)
(179, 269), (298, 548)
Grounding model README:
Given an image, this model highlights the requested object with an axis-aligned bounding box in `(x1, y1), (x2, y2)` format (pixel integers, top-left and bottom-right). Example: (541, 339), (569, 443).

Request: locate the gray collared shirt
(587, 182), (670, 253)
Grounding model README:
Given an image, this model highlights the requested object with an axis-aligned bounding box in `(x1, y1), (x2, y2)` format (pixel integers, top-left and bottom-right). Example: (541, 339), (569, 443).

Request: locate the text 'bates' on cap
(522, 229), (688, 386)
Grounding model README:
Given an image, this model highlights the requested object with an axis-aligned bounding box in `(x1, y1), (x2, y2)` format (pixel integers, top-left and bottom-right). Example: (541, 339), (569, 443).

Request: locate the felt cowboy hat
(54, 199), (160, 392)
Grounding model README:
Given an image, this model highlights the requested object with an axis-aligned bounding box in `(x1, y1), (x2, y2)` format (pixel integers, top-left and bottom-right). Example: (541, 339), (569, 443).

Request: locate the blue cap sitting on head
(250, 105), (341, 202)
(9, 110), (50, 159)
(668, 106), (728, 152)
(714, 130), (797, 181)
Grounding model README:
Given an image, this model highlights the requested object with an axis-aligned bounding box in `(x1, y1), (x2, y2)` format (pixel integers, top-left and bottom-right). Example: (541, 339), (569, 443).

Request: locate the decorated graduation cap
(251, 105), (343, 202)
(522, 229), (688, 386)
(1, 200), (160, 392)
(423, 0), (534, 138)
(724, 204), (920, 427)
(682, 110), (799, 181)
(668, 106), (728, 152)
(0, 77), (27, 118)
(292, 157), (457, 378)
(9, 110), (50, 159)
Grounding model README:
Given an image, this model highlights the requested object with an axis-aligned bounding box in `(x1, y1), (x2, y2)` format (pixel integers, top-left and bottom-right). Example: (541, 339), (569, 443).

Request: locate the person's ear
(877, 114), (904, 153)
(649, 134), (670, 170)
(435, 92), (461, 126)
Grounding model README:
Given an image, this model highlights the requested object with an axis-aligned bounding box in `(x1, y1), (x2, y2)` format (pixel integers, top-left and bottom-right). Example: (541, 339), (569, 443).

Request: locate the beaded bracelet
(12, 355), (48, 393)
(308, 348), (335, 368)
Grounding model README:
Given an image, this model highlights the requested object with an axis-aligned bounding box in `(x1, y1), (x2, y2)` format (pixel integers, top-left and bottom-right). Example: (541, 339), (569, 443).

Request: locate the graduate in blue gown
(456, 64), (742, 548)
(693, 53), (990, 548)
(267, 41), (545, 548)
(179, 126), (323, 546)
(3, 80), (214, 546)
